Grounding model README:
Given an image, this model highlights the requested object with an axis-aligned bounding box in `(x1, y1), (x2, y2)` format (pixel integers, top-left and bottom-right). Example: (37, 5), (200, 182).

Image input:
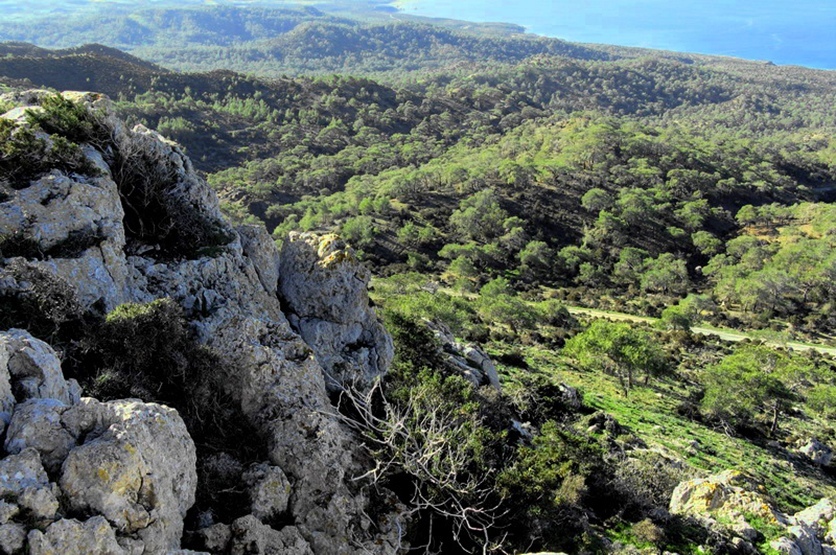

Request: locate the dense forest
(2, 4), (836, 554)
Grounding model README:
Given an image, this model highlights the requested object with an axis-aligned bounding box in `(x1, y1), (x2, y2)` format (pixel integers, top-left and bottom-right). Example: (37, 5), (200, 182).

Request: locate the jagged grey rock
(191, 523), (233, 553)
(238, 225), (281, 295)
(789, 525), (824, 555)
(669, 470), (787, 526)
(5, 398), (76, 474)
(0, 448), (50, 498)
(59, 399), (197, 554)
(27, 517), (127, 555)
(772, 537), (806, 555)
(279, 232), (393, 392)
(18, 484), (60, 521)
(0, 501), (19, 525)
(426, 320), (501, 390)
(229, 516), (314, 555)
(242, 463), (292, 522)
(0, 330), (81, 407)
(794, 499), (836, 533)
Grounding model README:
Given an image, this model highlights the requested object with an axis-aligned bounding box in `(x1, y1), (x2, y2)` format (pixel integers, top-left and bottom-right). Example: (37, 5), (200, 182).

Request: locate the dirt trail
(566, 306), (836, 357)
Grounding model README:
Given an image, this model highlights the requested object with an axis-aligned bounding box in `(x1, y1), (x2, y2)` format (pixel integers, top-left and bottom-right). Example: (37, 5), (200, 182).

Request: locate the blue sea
(392, 0), (836, 70)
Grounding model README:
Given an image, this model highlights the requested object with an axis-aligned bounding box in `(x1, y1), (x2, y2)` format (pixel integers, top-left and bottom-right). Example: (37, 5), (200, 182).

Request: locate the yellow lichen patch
(316, 233), (342, 258)
(320, 249), (355, 268)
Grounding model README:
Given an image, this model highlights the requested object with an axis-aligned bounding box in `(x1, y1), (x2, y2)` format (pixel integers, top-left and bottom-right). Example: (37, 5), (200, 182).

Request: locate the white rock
(795, 499), (836, 533)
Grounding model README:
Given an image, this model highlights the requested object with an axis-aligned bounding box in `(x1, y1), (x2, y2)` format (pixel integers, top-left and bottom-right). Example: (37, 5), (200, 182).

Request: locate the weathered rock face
(0, 330), (197, 554)
(669, 469), (785, 524)
(0, 92), (398, 554)
(59, 399), (197, 553)
(279, 232), (394, 392)
(671, 470), (836, 555)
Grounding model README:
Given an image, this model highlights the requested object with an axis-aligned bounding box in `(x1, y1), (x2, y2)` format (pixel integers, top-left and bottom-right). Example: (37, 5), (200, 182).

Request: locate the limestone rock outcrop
(0, 330), (198, 554)
(671, 470), (836, 555)
(1, 91), (400, 554)
(279, 232), (393, 392)
(798, 438), (834, 466)
(669, 469), (785, 524)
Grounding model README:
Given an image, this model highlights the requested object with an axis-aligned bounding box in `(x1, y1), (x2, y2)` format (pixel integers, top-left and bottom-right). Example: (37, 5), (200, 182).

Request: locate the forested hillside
(2, 6), (836, 554)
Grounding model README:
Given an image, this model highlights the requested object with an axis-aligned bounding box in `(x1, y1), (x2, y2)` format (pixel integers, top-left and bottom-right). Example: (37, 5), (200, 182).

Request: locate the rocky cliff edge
(0, 90), (400, 554)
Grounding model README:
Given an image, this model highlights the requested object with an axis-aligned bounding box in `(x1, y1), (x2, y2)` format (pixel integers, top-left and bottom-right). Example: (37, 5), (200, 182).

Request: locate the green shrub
(0, 260), (85, 340)
(25, 93), (110, 146)
(1, 99), (102, 188)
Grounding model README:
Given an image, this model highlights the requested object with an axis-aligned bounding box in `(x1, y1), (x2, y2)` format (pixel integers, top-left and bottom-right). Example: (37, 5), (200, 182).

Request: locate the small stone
(18, 486), (60, 521)
(242, 463), (292, 522)
(771, 537), (804, 555)
(0, 501), (19, 525)
(0, 523), (27, 554)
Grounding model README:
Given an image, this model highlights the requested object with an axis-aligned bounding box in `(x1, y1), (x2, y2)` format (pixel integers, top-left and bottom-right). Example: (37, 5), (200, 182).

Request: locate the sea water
(392, 0), (836, 70)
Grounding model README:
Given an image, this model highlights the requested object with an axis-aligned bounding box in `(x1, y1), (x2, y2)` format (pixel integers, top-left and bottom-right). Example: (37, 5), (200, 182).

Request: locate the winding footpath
(566, 306), (836, 357)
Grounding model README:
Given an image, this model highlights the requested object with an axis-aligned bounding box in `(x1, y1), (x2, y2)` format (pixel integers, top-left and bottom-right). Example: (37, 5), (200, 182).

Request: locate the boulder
(772, 537), (805, 555)
(669, 470), (786, 526)
(0, 330), (81, 408)
(788, 524), (823, 555)
(794, 499), (835, 533)
(798, 439), (834, 467)
(59, 399), (197, 554)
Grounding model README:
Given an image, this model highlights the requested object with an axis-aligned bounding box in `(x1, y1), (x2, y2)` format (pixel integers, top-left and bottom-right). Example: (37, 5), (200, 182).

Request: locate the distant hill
(0, 5), (608, 78)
